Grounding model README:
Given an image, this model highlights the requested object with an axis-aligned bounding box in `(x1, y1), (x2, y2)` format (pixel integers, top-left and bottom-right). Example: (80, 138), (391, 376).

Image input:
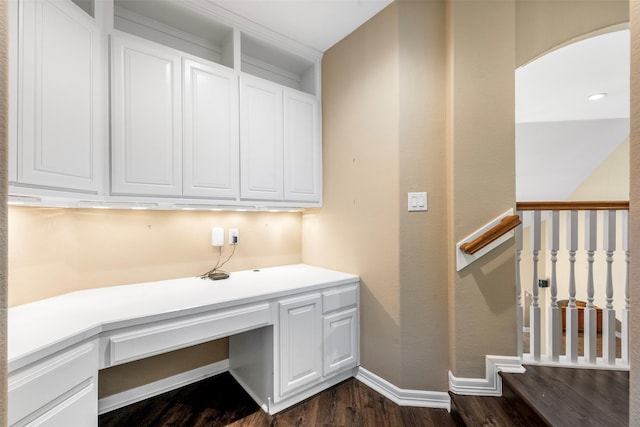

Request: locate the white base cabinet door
(17, 0), (102, 193)
(183, 59), (239, 199)
(323, 308), (358, 376)
(278, 293), (323, 398)
(111, 34), (182, 196)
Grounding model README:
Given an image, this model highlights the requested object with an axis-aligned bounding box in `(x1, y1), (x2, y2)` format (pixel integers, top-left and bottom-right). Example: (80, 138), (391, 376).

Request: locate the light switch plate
(408, 192), (427, 212)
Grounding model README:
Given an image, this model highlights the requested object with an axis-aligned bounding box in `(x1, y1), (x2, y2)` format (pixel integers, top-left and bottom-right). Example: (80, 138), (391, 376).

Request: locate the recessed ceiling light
(588, 92), (607, 101)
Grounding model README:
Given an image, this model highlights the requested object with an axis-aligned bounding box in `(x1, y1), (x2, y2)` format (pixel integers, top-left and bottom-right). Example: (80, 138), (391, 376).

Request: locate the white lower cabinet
(230, 282), (359, 414)
(278, 293), (323, 398)
(323, 308), (358, 376)
(8, 273), (358, 422)
(8, 341), (98, 427)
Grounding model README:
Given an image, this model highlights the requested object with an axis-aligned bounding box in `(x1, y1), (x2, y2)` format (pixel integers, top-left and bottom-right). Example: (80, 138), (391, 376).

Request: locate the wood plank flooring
(99, 373), (456, 427)
(500, 365), (629, 427)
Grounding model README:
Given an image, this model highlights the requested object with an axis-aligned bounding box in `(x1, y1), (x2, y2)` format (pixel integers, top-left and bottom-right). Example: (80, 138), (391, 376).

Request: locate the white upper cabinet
(240, 75), (284, 201)
(16, 0), (102, 193)
(111, 34), (182, 196)
(284, 89), (321, 202)
(183, 59), (239, 199)
(10, 0), (322, 208)
(240, 76), (321, 203)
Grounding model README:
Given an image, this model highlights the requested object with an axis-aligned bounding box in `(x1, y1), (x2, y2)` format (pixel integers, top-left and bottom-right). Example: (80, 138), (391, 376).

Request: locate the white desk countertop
(8, 264), (359, 372)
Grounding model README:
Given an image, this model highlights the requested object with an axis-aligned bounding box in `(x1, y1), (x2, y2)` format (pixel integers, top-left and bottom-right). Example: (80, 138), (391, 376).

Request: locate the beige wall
(302, 3), (403, 385)
(397, 0), (449, 390)
(8, 206), (301, 397)
(9, 207), (301, 306)
(303, 0), (451, 391)
(516, 0), (629, 66)
(629, 0), (639, 423)
(447, 0), (517, 377)
(569, 137), (629, 201)
(1, 0), (8, 423)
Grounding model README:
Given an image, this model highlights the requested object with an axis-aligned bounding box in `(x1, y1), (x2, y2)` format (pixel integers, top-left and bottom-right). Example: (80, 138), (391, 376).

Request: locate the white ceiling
(516, 29), (630, 201)
(207, 0), (394, 52)
(516, 29), (630, 123)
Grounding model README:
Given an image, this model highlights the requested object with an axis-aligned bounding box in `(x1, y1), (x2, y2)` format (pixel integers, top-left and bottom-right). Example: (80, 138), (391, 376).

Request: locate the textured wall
(302, 3), (403, 386)
(516, 0), (629, 66)
(629, 0), (639, 423)
(447, 0), (517, 378)
(397, 0), (449, 390)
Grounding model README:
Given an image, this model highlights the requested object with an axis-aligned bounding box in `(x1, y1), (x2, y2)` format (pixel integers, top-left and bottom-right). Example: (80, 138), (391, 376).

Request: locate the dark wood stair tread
(500, 365), (629, 427)
(449, 392), (546, 426)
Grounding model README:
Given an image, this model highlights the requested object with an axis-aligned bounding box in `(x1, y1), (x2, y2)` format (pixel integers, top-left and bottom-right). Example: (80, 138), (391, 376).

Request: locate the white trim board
(99, 362), (455, 415)
(449, 355), (524, 396)
(98, 359), (230, 415)
(356, 367), (451, 411)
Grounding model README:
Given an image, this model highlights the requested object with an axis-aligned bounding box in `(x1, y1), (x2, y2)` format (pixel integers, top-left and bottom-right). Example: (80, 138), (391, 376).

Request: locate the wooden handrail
(460, 215), (522, 255)
(516, 201), (629, 211)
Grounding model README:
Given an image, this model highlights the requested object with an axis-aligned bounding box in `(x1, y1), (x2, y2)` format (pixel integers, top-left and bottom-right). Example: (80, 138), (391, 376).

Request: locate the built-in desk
(8, 264), (360, 426)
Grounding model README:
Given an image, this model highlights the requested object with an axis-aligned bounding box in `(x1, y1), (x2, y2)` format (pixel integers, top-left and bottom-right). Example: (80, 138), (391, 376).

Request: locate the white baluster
(530, 210), (541, 361)
(603, 210), (617, 364)
(566, 210), (579, 362)
(516, 214), (524, 359)
(583, 210), (597, 363)
(548, 210), (560, 361)
(622, 210), (630, 364)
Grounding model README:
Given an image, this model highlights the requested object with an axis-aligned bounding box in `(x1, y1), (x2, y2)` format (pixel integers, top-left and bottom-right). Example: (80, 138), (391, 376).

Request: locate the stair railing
(516, 201), (629, 368)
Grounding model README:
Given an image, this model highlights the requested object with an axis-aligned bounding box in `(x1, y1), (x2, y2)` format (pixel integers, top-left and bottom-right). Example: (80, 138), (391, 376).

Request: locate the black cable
(200, 244), (237, 280)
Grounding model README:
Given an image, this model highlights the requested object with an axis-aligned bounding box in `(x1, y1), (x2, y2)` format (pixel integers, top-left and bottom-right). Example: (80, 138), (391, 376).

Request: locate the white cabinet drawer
(23, 379), (97, 427)
(107, 303), (271, 366)
(9, 341), (98, 427)
(322, 284), (358, 314)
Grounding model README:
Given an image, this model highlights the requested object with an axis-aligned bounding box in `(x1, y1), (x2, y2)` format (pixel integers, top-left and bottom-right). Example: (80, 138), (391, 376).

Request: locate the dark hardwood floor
(451, 364), (628, 427)
(500, 365), (629, 427)
(99, 364), (629, 426)
(99, 373), (456, 427)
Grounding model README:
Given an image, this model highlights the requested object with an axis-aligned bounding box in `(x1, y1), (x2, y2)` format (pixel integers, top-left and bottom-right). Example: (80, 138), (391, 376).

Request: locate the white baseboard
(356, 367), (451, 411)
(98, 359), (230, 415)
(448, 355), (524, 396)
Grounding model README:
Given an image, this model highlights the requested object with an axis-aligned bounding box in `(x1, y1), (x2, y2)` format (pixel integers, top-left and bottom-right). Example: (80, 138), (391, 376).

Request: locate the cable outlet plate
(229, 228), (239, 245)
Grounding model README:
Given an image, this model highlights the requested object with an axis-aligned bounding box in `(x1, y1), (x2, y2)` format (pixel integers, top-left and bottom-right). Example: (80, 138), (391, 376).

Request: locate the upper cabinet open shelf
(111, 0), (320, 95)
(241, 33), (317, 95)
(114, 0), (235, 68)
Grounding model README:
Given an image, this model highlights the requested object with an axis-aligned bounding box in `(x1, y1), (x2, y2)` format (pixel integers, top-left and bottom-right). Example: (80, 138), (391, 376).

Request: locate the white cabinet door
(240, 75), (283, 201)
(183, 59), (239, 199)
(278, 293), (322, 398)
(18, 0), (102, 192)
(323, 308), (358, 377)
(284, 89), (321, 202)
(111, 34), (182, 196)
